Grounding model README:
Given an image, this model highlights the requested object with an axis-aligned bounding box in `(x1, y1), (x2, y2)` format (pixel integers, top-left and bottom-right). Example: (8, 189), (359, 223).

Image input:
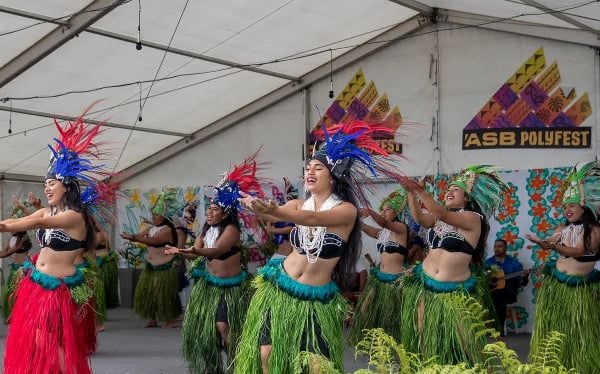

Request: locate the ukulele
(489, 268), (531, 291)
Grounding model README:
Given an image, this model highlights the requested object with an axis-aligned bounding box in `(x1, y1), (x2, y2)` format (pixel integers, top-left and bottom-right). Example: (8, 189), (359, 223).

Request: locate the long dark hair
(464, 199), (489, 266)
(566, 206), (599, 252)
(200, 205), (240, 244)
(59, 180), (96, 253)
(330, 175), (361, 288)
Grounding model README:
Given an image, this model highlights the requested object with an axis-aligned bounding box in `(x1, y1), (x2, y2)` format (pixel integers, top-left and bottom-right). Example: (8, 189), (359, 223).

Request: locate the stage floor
(0, 307), (531, 373)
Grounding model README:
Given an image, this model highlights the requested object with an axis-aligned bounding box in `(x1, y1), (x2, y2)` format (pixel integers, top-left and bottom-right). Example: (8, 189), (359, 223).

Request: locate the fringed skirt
(3, 262), (92, 374)
(400, 264), (495, 366)
(96, 251), (120, 308)
(349, 265), (403, 346)
(134, 260), (181, 322)
(234, 258), (348, 374)
(183, 259), (252, 374)
(2, 262), (23, 322)
(75, 259), (101, 355)
(529, 262), (600, 373)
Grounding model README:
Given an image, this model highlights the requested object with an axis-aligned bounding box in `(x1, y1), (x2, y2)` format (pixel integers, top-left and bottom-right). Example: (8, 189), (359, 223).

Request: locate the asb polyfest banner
(463, 47), (592, 150)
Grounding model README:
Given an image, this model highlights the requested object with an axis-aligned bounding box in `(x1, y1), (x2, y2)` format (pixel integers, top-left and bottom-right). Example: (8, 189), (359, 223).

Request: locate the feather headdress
(311, 120), (406, 207)
(449, 165), (509, 218)
(213, 149), (266, 213)
(46, 108), (109, 208)
(561, 161), (600, 218)
(379, 187), (410, 221)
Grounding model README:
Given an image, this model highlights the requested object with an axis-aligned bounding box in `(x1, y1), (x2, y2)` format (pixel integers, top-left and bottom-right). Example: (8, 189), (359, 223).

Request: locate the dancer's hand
(359, 208), (370, 218)
(165, 245), (195, 255)
(239, 191), (277, 214)
(120, 232), (134, 241)
(164, 245), (180, 255)
(526, 234), (542, 245)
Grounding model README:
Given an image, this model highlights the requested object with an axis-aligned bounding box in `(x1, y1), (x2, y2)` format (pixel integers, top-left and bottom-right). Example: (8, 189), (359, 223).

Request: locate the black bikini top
(206, 246), (241, 261)
(426, 220), (476, 256)
(376, 228), (407, 256)
(377, 241), (408, 256)
(96, 244), (107, 250)
(572, 250), (600, 263)
(37, 228), (86, 251)
(290, 227), (347, 259)
(558, 223), (600, 263)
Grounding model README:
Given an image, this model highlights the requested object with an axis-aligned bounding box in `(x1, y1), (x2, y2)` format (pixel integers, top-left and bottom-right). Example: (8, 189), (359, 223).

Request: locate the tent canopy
(0, 0), (598, 181)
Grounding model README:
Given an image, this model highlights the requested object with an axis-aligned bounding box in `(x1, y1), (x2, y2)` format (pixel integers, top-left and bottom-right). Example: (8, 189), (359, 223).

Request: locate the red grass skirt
(3, 272), (92, 374)
(77, 299), (98, 355)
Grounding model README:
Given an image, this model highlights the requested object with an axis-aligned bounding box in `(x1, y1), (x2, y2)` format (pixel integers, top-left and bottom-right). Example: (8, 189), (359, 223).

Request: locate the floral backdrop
(117, 167), (581, 333)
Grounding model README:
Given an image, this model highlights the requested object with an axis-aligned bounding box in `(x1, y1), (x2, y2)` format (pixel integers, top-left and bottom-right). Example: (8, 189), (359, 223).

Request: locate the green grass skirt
(183, 260), (252, 374)
(349, 266), (403, 346)
(78, 258), (107, 324)
(234, 258), (348, 374)
(133, 262), (181, 322)
(400, 264), (493, 366)
(96, 252), (120, 309)
(92, 267), (107, 323)
(529, 263), (600, 373)
(2, 264), (22, 321)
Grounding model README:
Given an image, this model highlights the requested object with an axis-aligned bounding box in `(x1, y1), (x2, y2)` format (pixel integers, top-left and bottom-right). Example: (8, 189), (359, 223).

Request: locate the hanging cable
(2, 0), (598, 104)
(136, 0), (142, 50)
(138, 82), (143, 121)
(328, 49), (334, 99)
(8, 100), (12, 134)
(114, 0), (190, 171)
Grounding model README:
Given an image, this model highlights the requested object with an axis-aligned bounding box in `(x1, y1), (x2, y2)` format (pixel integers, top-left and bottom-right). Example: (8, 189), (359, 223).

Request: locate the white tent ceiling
(0, 0), (598, 182)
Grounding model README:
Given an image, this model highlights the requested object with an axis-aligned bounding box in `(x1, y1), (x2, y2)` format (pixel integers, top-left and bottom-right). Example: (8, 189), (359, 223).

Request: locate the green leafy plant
(293, 328), (578, 373)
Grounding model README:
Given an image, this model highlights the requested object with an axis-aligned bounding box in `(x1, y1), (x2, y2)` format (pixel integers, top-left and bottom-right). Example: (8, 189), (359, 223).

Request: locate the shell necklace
(298, 194), (342, 263)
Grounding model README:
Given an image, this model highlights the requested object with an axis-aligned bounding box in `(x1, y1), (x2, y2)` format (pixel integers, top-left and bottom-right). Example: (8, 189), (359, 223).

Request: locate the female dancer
(0, 206), (32, 322)
(166, 153), (263, 373)
(121, 190), (181, 328)
(527, 162), (600, 373)
(95, 218), (120, 309)
(401, 166), (508, 366)
(0, 114), (106, 374)
(235, 122), (402, 374)
(349, 188), (410, 344)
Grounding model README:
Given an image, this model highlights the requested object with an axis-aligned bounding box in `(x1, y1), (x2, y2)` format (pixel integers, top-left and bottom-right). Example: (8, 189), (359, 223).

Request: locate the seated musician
(485, 238), (526, 336)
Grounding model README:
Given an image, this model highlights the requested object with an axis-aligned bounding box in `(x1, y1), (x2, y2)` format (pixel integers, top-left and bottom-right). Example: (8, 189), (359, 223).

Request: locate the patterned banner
(310, 68), (404, 155)
(463, 47), (592, 150)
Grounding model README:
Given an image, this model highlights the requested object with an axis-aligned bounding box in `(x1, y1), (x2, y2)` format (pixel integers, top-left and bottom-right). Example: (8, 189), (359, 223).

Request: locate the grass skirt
(183, 259), (252, 373)
(400, 263), (492, 366)
(234, 258), (348, 374)
(96, 251), (120, 308)
(75, 259), (103, 355)
(529, 262), (600, 373)
(3, 263), (92, 374)
(134, 261), (181, 322)
(349, 265), (403, 346)
(2, 263), (23, 322)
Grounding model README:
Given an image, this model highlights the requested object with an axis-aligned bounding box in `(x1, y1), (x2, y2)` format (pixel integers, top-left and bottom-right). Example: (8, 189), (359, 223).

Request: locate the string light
(136, 0), (142, 50)
(328, 49), (334, 99)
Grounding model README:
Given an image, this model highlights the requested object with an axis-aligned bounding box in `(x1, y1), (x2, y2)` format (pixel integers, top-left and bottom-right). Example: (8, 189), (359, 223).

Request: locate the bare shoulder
(334, 201), (358, 215)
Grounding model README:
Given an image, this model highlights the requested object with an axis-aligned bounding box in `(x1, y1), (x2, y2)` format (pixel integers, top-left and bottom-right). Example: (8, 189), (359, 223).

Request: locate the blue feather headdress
(212, 149), (267, 214)
(310, 121), (406, 207)
(46, 108), (110, 211)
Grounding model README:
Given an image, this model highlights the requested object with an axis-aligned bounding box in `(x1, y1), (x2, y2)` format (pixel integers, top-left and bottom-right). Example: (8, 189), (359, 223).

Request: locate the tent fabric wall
(123, 24), (598, 190)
